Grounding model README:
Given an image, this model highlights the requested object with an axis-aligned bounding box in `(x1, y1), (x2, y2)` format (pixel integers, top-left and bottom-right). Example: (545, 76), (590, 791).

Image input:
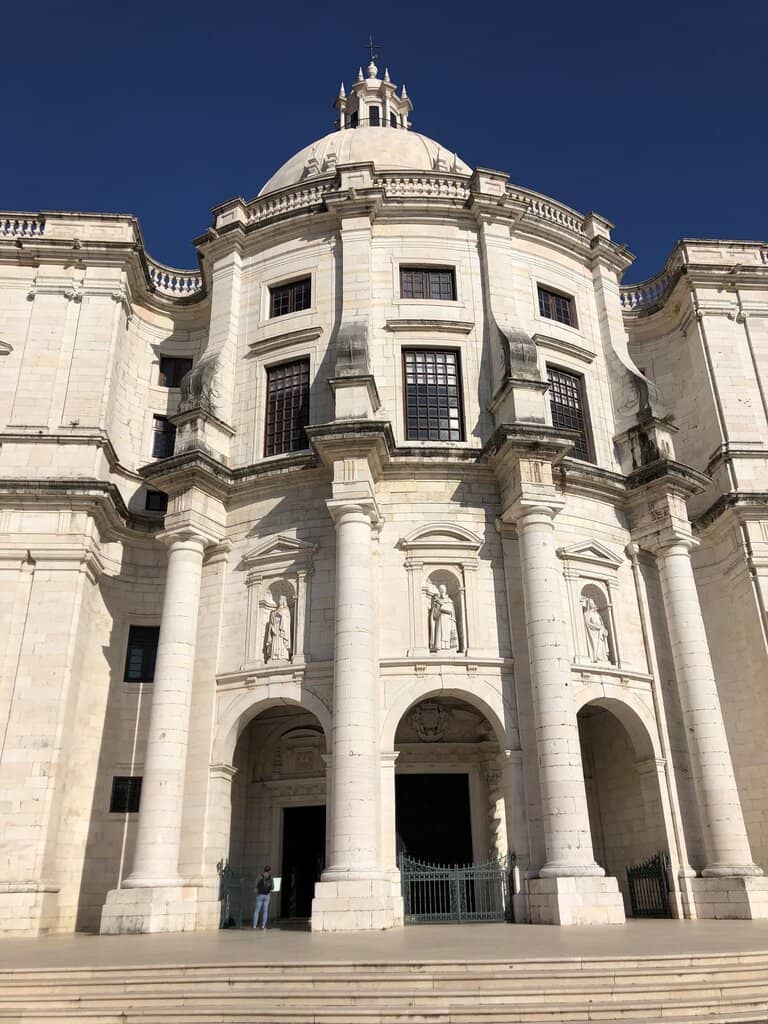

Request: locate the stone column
(516, 506), (602, 877)
(324, 502), (380, 878)
(100, 528), (209, 934)
(311, 500), (403, 931)
(514, 504), (625, 924)
(656, 539), (760, 878)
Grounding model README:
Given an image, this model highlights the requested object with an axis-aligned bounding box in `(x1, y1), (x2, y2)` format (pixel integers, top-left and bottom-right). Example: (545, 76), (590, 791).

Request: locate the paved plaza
(3, 920), (768, 971)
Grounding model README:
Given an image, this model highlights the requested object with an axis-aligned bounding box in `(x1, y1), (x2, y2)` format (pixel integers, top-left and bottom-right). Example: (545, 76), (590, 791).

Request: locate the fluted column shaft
(657, 541), (760, 876)
(124, 533), (206, 888)
(324, 503), (381, 879)
(516, 507), (602, 877)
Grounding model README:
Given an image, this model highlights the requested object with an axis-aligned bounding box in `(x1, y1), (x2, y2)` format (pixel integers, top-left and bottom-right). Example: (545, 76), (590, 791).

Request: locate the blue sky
(3, 0), (766, 281)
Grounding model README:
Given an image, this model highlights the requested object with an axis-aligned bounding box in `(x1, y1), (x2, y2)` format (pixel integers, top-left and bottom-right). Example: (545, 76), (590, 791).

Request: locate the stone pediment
(399, 522), (482, 556)
(557, 539), (624, 570)
(243, 535), (317, 574)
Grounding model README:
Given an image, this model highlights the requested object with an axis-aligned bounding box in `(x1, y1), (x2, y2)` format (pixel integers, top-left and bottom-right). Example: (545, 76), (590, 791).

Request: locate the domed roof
(259, 127), (471, 196)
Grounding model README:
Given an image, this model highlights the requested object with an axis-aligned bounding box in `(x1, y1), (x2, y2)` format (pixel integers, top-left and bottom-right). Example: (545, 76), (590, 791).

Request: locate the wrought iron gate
(626, 851), (671, 918)
(217, 860), (254, 928)
(400, 855), (511, 924)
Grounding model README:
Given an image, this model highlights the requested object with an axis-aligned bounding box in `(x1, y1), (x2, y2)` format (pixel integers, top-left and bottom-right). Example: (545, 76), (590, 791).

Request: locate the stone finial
(383, 67), (391, 82)
(338, 82), (346, 99)
(367, 60), (378, 78)
(357, 66), (364, 81)
(400, 82), (408, 99)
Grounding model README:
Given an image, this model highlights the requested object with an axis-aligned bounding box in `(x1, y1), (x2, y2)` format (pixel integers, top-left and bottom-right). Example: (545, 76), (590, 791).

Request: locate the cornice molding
(385, 317), (475, 334)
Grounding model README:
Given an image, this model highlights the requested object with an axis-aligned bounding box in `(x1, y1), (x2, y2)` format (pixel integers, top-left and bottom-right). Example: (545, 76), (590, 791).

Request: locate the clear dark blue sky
(3, 0), (766, 282)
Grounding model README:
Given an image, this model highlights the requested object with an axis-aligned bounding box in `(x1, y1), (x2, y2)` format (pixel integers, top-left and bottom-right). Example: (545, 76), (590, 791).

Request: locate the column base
(527, 874), (626, 925)
(689, 875), (768, 920)
(100, 885), (201, 934)
(311, 877), (404, 932)
(0, 884), (59, 936)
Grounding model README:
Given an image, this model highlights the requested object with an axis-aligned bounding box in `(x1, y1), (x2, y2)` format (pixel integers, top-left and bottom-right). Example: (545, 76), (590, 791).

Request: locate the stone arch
(213, 686), (331, 767)
(574, 686), (661, 762)
(381, 679), (509, 753)
(576, 693), (671, 915)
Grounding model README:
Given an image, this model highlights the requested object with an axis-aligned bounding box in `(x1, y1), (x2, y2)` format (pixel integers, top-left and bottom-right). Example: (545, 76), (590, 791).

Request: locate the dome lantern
(334, 53), (413, 131)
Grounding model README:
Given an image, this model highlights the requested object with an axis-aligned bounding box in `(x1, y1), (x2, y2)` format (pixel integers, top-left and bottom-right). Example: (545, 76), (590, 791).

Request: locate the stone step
(1, 961), (767, 995)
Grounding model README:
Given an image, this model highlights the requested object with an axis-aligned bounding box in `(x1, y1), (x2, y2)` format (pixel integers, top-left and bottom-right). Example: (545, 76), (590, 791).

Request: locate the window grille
(269, 277), (312, 318)
(538, 286), (577, 327)
(265, 358), (310, 456)
(369, 105), (380, 126)
(110, 776), (142, 814)
(547, 366), (592, 461)
(400, 267), (456, 301)
(158, 356), (193, 388)
(124, 625), (160, 682)
(403, 349), (464, 442)
(151, 415), (176, 458)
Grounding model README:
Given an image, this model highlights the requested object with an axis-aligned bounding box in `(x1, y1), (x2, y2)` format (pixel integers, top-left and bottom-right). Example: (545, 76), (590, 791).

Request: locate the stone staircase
(1, 951), (767, 1023)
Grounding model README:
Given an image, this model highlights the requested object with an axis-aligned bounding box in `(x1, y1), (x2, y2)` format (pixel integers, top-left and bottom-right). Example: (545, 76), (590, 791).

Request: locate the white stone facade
(2, 61), (768, 936)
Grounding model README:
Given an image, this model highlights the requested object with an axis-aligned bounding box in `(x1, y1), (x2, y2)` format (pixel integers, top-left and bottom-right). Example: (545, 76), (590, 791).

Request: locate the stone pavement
(3, 920), (768, 970)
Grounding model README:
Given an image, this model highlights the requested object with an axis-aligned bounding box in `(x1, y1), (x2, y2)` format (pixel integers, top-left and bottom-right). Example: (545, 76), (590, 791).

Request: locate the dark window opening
(145, 490), (168, 513)
(151, 415), (175, 458)
(124, 625), (160, 682)
(390, 112), (398, 128)
(369, 105), (380, 126)
(158, 356), (193, 388)
(403, 349), (464, 442)
(350, 111), (359, 128)
(110, 776), (142, 814)
(269, 277), (312, 319)
(547, 365), (592, 461)
(538, 286), (577, 328)
(265, 358), (310, 456)
(400, 267), (456, 301)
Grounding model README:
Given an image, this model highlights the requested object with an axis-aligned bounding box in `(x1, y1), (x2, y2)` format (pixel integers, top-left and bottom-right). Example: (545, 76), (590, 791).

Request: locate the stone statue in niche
(412, 701), (449, 742)
(265, 595), (292, 662)
(427, 583), (459, 652)
(583, 597), (611, 663)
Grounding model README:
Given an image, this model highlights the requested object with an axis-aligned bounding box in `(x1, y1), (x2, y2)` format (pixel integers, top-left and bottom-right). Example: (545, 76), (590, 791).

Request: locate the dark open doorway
(396, 773), (473, 865)
(280, 804), (326, 919)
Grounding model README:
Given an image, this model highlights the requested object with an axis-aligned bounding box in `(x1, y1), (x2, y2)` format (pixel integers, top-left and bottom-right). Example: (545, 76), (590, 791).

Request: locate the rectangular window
(538, 286), (577, 328)
(151, 415), (176, 458)
(547, 365), (592, 461)
(403, 349), (464, 442)
(158, 356), (193, 388)
(145, 490), (168, 513)
(390, 112), (398, 128)
(269, 277), (311, 318)
(400, 267), (456, 301)
(124, 625), (160, 682)
(264, 358), (310, 457)
(110, 776), (142, 814)
(369, 105), (380, 126)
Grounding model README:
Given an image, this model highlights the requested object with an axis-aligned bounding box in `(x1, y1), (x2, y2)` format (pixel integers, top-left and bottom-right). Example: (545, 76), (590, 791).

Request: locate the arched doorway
(578, 699), (669, 915)
(226, 704), (328, 926)
(394, 695), (506, 866)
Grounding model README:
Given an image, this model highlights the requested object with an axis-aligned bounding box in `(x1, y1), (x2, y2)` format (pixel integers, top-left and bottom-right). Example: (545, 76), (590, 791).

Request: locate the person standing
(253, 865), (274, 930)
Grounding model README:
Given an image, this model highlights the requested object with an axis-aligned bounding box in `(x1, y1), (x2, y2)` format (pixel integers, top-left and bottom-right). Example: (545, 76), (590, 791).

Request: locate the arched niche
(580, 582), (616, 665)
(398, 522), (482, 657)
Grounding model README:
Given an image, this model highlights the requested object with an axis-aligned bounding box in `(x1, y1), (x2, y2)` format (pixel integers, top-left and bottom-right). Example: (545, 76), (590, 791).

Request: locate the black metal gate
(217, 860), (254, 928)
(626, 850), (671, 918)
(400, 855), (511, 924)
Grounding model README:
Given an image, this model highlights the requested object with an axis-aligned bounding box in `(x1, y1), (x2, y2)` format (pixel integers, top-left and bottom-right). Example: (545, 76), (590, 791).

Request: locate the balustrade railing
(147, 260), (203, 297)
(246, 182), (333, 226)
(1, 216), (46, 238)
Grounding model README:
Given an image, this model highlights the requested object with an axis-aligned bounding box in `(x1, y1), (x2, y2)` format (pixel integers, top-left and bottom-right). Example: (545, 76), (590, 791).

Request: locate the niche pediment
(399, 523), (482, 560)
(557, 539), (623, 571)
(243, 535), (317, 576)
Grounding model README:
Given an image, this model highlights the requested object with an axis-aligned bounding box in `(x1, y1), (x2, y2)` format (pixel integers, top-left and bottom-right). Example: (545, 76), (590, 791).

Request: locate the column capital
(326, 497), (381, 528)
(501, 500), (564, 528)
(156, 525), (221, 550)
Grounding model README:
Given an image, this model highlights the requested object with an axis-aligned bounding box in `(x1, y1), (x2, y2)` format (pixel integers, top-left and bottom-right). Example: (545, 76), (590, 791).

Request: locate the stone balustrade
(1, 216), (46, 238)
(620, 268), (677, 311)
(147, 260), (203, 297)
